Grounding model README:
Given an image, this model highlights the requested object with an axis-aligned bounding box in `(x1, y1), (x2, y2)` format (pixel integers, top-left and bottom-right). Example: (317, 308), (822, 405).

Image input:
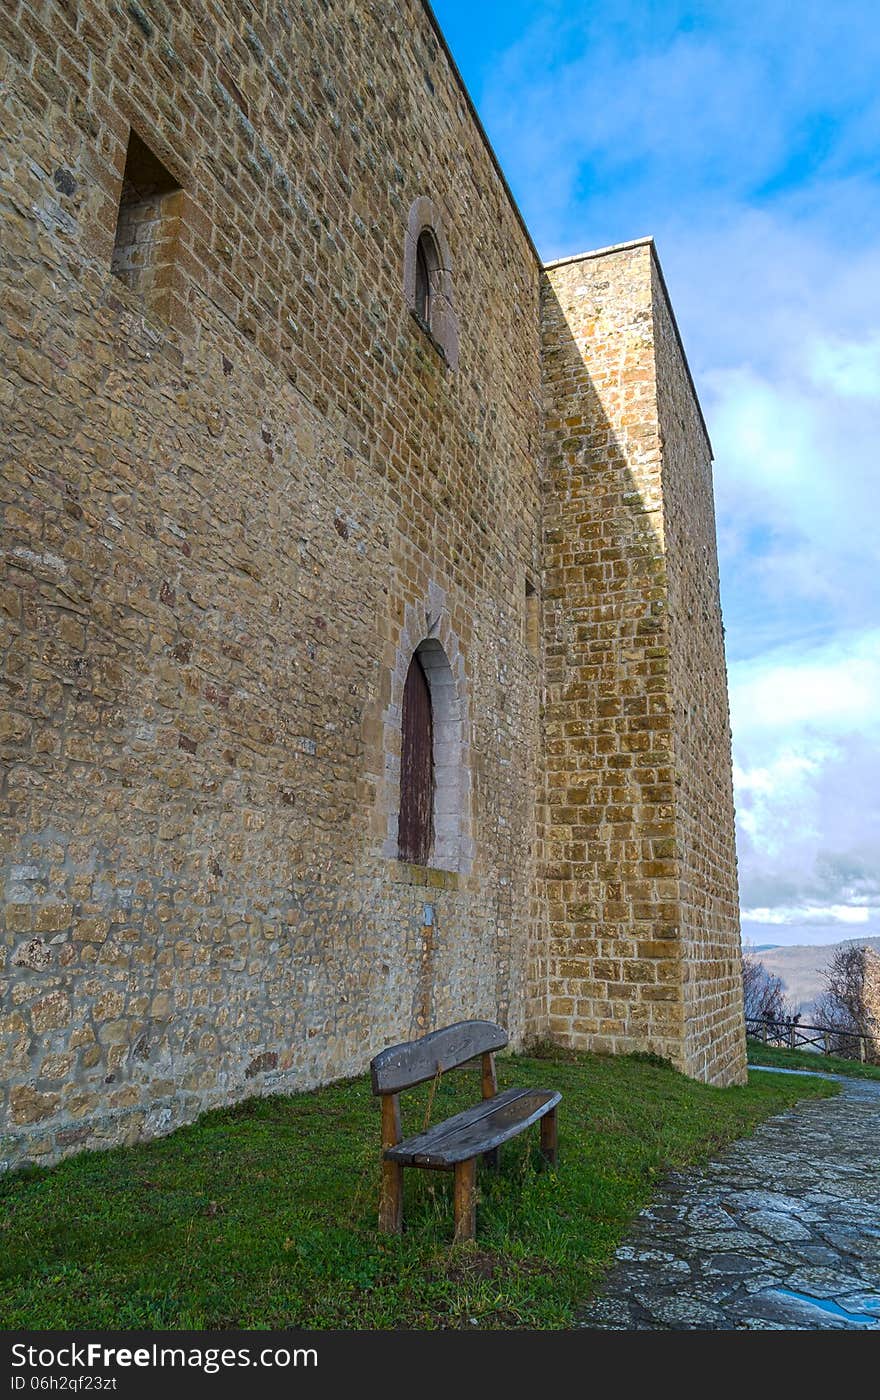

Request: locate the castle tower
(0, 1), (747, 1173)
(540, 240), (746, 1086)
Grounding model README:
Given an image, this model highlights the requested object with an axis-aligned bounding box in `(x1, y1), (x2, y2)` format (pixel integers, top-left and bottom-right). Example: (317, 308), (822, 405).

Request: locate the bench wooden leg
(540, 1106), (558, 1166)
(453, 1158), (477, 1242)
(482, 1147), (500, 1171)
(379, 1160), (403, 1234)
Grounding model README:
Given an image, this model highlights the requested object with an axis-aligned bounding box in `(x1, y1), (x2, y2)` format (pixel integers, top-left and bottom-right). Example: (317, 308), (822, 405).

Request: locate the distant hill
(748, 936), (880, 1017)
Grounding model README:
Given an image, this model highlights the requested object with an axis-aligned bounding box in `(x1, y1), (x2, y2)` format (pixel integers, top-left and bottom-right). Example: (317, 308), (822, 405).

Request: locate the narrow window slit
(111, 130), (182, 312)
(415, 235), (431, 326)
(525, 576), (539, 659)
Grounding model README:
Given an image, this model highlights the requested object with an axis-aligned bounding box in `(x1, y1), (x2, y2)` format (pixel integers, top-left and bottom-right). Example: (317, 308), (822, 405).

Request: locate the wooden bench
(370, 1020), (561, 1242)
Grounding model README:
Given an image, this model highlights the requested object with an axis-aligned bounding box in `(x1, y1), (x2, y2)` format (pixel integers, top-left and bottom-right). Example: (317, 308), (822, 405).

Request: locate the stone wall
(0, 0), (545, 1170)
(651, 259), (746, 1084)
(0, 1), (746, 1173)
(541, 242), (745, 1085)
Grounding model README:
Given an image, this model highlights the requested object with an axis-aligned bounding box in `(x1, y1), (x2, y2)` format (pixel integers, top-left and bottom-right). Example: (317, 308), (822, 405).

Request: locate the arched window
(404, 197), (459, 369)
(398, 650), (434, 865)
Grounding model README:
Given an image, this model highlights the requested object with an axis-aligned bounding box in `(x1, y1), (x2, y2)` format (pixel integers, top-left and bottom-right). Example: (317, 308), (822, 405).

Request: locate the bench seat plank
(385, 1087), (561, 1168)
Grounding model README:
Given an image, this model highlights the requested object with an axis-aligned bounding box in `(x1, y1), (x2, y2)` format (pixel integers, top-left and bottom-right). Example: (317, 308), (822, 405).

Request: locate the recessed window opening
(398, 650), (434, 865)
(525, 576), (540, 659)
(414, 230), (439, 330)
(404, 198), (459, 368)
(111, 129), (182, 302)
(415, 237), (430, 325)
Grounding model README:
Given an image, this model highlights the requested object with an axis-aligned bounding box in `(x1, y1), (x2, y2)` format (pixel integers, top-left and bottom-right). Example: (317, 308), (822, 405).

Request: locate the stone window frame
(404, 196), (459, 370)
(380, 599), (473, 874)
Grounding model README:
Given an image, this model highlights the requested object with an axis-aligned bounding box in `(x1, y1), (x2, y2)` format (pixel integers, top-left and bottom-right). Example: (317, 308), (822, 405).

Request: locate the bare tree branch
(742, 952), (796, 1023)
(814, 945), (880, 1062)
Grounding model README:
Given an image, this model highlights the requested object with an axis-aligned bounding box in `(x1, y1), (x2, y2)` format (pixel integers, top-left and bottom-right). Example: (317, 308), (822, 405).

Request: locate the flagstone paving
(577, 1070), (880, 1330)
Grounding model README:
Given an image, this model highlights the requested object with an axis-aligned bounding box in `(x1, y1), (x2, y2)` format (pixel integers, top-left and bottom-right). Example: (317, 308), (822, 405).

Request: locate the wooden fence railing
(746, 1016), (873, 1062)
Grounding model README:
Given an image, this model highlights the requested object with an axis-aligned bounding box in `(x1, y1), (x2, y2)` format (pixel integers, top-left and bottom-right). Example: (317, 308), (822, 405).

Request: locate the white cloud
(730, 633), (880, 929)
(742, 905), (871, 926)
(731, 635), (880, 732)
(809, 335), (880, 398)
(662, 208), (880, 652)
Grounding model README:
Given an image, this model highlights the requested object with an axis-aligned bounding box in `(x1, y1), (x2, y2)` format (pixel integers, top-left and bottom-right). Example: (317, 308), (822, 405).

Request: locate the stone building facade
(0, 0), (745, 1172)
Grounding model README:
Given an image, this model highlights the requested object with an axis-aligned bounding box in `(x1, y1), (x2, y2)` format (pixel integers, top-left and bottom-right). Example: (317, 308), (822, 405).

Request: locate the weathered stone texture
(1, 2), (743, 1171)
(541, 243), (745, 1084)
(0, 0), (544, 1169)
(652, 259), (746, 1084)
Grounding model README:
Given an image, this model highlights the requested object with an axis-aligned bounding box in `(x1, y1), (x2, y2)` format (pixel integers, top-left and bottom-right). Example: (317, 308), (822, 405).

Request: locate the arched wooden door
(398, 651), (434, 865)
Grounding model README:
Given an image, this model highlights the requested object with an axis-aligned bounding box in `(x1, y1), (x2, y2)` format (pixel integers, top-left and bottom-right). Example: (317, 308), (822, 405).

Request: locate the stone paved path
(577, 1071), (880, 1330)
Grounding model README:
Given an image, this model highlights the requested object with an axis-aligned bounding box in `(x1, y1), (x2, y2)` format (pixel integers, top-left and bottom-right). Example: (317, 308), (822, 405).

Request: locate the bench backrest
(370, 1020), (508, 1095)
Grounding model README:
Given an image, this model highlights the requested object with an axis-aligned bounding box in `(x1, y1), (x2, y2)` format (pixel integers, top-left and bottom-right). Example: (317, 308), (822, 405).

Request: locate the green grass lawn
(0, 1049), (836, 1330)
(747, 1037), (880, 1081)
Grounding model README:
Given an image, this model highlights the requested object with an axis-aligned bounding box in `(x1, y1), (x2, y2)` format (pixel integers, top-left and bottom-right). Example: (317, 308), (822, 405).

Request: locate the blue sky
(431, 0), (880, 948)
